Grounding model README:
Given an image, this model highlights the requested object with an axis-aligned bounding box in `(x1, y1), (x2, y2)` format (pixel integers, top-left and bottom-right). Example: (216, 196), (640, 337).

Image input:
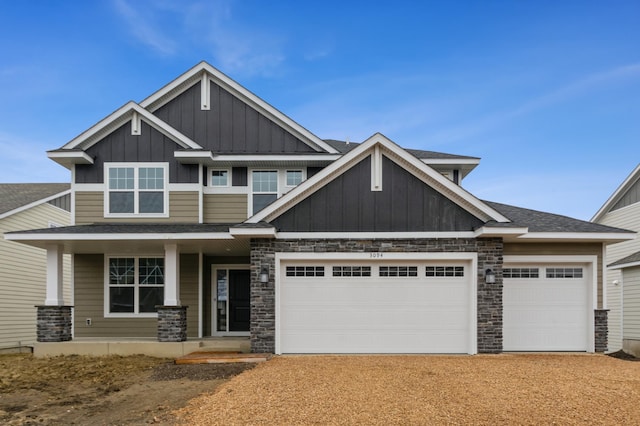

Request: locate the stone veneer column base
(594, 309), (608, 353)
(36, 306), (73, 342)
(157, 306), (188, 342)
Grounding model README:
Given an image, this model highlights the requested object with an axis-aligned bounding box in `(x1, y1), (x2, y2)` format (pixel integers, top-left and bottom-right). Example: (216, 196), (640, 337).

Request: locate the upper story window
(252, 170), (278, 214)
(211, 169), (229, 187)
(286, 170), (303, 186)
(105, 163), (168, 217)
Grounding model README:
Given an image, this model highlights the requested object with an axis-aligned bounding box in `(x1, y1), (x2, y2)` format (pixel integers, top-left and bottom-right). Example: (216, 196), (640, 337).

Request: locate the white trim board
(0, 189), (71, 220)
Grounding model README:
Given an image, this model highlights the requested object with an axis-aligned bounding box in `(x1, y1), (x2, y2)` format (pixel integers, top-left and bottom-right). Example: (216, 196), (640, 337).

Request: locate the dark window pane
(109, 258), (135, 284)
(140, 258), (164, 284)
(110, 287), (134, 312)
(110, 192), (134, 213)
(139, 287), (163, 312)
(253, 194), (277, 214)
(139, 192), (164, 213)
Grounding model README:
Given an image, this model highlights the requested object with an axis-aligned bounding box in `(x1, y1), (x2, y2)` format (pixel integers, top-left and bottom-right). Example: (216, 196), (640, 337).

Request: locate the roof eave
(47, 151), (94, 169)
(591, 163), (640, 222)
(504, 232), (636, 243)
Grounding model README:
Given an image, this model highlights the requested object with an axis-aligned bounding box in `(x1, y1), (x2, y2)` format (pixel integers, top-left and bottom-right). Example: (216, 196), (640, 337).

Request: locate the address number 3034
(369, 253), (383, 258)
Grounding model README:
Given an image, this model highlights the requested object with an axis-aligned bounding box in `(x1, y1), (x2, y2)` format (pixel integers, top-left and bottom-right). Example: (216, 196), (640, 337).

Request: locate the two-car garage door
(278, 256), (475, 354)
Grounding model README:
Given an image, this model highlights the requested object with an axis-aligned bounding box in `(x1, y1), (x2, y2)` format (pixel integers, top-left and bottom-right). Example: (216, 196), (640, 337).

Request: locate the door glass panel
(216, 270), (228, 332)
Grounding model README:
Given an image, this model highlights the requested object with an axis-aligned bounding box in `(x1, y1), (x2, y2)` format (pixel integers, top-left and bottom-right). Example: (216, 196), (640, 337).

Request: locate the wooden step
(176, 351), (270, 365)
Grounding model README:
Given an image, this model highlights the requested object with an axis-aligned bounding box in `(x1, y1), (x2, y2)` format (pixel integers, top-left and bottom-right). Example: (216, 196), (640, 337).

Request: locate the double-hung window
(106, 257), (164, 316)
(106, 163), (168, 216)
(252, 170), (278, 214)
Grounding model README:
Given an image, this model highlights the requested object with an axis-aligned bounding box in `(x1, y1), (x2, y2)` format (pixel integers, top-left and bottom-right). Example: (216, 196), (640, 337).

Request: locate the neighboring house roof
(609, 250), (640, 269)
(0, 183), (70, 218)
(591, 163), (640, 222)
(485, 201), (633, 236)
(324, 139), (479, 161)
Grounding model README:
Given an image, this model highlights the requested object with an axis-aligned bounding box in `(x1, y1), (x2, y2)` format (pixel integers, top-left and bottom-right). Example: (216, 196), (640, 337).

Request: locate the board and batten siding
(75, 191), (199, 224)
(503, 242), (604, 308)
(73, 254), (199, 338)
(0, 203), (71, 350)
(203, 194), (248, 223)
(596, 201), (640, 352)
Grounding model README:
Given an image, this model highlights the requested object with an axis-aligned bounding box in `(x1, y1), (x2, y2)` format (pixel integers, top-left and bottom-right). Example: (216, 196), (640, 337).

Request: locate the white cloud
(112, 0), (178, 55)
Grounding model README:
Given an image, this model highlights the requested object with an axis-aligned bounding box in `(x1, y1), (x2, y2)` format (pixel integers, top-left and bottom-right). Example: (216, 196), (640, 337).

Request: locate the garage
(276, 253), (477, 354)
(503, 260), (592, 351)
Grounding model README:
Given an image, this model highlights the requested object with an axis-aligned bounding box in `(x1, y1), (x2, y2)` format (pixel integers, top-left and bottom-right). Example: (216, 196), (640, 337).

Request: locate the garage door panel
(279, 260), (472, 354)
(504, 264), (588, 351)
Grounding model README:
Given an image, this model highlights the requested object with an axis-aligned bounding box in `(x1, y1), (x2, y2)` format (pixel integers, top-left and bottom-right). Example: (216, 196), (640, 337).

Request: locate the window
(286, 170), (303, 186)
(106, 164), (167, 216)
(107, 257), (164, 315)
(252, 170), (278, 214)
(425, 266), (464, 277)
(211, 169), (229, 186)
(379, 266), (418, 277)
(333, 266), (372, 277)
(285, 266), (325, 277)
(504, 268), (539, 278)
(546, 268), (583, 278)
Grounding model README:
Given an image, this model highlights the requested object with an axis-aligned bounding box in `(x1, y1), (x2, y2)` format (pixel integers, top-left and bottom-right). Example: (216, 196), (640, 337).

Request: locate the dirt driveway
(177, 354), (640, 425)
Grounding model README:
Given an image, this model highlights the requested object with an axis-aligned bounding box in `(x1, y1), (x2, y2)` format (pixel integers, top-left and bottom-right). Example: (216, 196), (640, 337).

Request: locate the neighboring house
(5, 62), (634, 356)
(592, 164), (640, 356)
(0, 184), (71, 352)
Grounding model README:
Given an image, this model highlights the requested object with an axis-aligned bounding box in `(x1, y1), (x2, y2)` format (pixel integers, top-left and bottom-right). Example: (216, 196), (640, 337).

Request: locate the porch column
(164, 243), (180, 306)
(37, 244), (72, 342)
(45, 244), (65, 306)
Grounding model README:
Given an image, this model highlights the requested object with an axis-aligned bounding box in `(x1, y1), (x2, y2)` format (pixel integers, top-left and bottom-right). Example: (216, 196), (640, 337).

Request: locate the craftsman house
(592, 164), (640, 356)
(0, 183), (70, 352)
(5, 62), (634, 356)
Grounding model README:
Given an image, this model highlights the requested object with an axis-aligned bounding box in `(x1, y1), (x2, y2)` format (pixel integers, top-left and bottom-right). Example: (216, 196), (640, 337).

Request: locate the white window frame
(209, 168), (230, 187)
(285, 169), (304, 187)
(104, 255), (165, 318)
(104, 163), (169, 218)
(248, 168), (307, 215)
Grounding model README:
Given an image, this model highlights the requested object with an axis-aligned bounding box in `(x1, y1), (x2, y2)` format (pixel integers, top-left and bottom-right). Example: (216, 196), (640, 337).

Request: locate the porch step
(176, 351), (270, 365)
(199, 337), (250, 353)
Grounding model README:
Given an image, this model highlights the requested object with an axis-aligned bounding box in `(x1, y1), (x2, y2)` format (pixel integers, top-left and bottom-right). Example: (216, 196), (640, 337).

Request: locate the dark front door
(228, 269), (250, 332)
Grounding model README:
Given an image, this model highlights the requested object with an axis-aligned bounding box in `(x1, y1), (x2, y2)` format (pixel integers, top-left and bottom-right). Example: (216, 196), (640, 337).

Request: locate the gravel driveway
(176, 354), (640, 425)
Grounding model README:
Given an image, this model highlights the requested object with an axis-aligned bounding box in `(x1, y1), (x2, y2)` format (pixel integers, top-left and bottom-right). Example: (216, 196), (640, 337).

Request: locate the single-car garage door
(503, 264), (589, 351)
(278, 258), (475, 354)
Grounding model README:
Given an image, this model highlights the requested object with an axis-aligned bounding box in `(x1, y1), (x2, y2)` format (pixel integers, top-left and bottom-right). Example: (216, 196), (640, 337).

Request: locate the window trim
(209, 168), (230, 187)
(104, 163), (169, 218)
(248, 168), (307, 215)
(104, 255), (165, 318)
(285, 169), (304, 187)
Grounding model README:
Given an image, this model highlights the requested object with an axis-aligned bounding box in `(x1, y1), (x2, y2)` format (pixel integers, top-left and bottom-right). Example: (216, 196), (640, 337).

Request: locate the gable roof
(248, 133), (510, 225)
(139, 61), (339, 155)
(609, 250), (640, 269)
(0, 183), (70, 219)
(592, 163), (640, 222)
(324, 139), (479, 161)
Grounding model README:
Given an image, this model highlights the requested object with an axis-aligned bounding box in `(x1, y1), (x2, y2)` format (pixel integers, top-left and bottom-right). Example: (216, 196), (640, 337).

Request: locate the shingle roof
(609, 250), (640, 268)
(0, 183), (70, 216)
(6, 223), (236, 235)
(323, 139), (479, 161)
(485, 201), (632, 233)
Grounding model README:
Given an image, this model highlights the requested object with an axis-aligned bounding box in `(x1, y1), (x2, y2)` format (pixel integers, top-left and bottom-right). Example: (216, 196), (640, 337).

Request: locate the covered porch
(5, 223), (275, 357)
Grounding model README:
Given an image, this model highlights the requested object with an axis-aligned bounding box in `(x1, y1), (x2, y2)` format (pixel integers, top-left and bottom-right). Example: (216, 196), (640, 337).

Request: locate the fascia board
(474, 226), (528, 237)
(0, 190), (71, 221)
(608, 260), (640, 270)
(209, 154), (342, 162)
(60, 102), (202, 151)
(47, 151), (94, 168)
(4, 232), (234, 242)
(140, 62), (339, 155)
(513, 232), (636, 242)
(591, 163), (640, 222)
(229, 227), (277, 237)
(174, 151), (215, 164)
(422, 158), (480, 165)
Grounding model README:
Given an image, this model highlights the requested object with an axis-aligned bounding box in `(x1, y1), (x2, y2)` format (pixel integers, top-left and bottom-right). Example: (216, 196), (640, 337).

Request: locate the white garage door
(278, 259), (474, 354)
(503, 265), (589, 351)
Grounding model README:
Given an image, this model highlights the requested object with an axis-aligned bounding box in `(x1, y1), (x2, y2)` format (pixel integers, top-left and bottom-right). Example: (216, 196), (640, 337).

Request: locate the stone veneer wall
(36, 306), (73, 342)
(157, 306), (188, 342)
(594, 309), (608, 353)
(250, 238), (504, 354)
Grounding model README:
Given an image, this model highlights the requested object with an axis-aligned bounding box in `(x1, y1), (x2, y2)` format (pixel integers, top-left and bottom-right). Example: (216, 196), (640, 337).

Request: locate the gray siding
(74, 254), (199, 338)
(612, 178), (640, 212)
(154, 81), (317, 154)
(271, 155), (484, 232)
(75, 121), (199, 184)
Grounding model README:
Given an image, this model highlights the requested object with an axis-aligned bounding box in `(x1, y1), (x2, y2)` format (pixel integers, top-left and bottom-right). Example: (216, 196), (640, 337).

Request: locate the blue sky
(0, 1), (638, 220)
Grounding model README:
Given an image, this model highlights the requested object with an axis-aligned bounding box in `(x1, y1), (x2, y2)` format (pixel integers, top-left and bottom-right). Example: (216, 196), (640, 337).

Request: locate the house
(5, 62), (634, 357)
(592, 164), (640, 356)
(0, 183), (71, 352)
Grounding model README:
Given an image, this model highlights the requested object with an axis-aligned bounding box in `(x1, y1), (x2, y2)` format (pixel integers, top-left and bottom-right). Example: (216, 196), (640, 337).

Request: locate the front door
(213, 266), (250, 335)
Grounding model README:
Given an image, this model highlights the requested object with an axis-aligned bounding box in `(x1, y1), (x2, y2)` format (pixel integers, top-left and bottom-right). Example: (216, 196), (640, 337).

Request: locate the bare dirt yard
(0, 354), (254, 425)
(1, 352), (638, 425)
